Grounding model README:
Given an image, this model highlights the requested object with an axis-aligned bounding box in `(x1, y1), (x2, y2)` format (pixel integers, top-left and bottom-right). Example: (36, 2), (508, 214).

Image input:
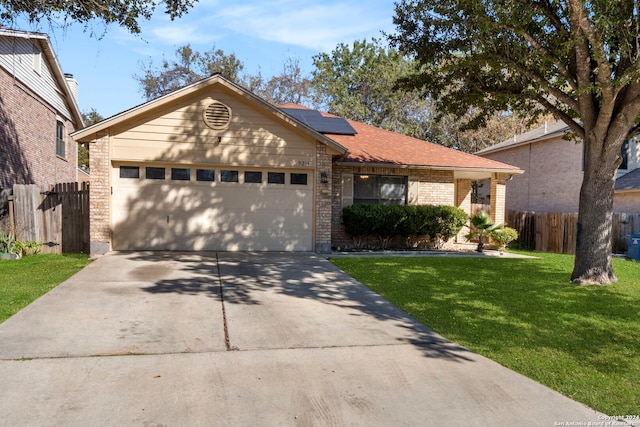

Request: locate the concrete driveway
(0, 252), (607, 426)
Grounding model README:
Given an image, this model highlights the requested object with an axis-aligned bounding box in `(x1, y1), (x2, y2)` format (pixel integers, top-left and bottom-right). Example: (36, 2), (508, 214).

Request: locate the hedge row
(342, 204), (468, 248)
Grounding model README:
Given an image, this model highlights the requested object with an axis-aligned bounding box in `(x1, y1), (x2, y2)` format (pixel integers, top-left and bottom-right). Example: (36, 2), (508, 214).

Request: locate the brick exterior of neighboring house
(0, 29), (83, 193)
(477, 121), (640, 214)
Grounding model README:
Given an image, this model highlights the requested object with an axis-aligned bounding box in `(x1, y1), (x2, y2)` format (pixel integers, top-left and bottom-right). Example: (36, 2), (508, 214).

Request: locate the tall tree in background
(260, 57), (313, 106)
(311, 38), (431, 138)
(391, 0), (640, 284)
(135, 44), (244, 101)
(0, 0), (197, 34)
(135, 44), (311, 105)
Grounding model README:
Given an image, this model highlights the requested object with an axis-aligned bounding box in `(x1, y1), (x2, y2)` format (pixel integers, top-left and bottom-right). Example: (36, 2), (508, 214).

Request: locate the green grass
(0, 254), (92, 323)
(331, 251), (640, 415)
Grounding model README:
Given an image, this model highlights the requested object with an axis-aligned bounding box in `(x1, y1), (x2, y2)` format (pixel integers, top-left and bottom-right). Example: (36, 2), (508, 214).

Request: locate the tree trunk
(571, 139), (618, 285)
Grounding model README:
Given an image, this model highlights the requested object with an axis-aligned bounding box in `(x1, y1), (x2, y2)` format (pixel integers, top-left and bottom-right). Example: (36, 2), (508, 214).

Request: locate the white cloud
(175, 0), (395, 52)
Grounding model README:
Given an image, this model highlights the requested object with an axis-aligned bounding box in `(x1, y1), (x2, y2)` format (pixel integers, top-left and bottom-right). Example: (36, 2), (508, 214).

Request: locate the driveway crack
(215, 253), (237, 351)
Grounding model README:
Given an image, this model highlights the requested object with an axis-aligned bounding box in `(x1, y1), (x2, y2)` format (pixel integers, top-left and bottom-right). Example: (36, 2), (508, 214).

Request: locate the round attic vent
(203, 101), (231, 130)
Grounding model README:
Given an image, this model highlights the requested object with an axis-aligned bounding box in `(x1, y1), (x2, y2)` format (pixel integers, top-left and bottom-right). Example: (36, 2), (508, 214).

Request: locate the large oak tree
(390, 0), (640, 284)
(0, 0), (197, 34)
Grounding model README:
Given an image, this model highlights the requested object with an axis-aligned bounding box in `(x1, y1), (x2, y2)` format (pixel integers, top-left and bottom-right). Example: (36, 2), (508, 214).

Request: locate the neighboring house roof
(279, 104), (522, 174)
(0, 28), (83, 128)
(476, 120), (571, 155)
(72, 75), (347, 155)
(616, 168), (640, 192)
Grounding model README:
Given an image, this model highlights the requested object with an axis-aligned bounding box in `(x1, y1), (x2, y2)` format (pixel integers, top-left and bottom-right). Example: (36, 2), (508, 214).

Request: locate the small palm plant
(466, 212), (503, 252)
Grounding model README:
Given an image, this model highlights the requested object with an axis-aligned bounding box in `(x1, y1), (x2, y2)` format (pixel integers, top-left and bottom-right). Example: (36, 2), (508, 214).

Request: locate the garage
(111, 163), (314, 251)
(72, 75), (346, 255)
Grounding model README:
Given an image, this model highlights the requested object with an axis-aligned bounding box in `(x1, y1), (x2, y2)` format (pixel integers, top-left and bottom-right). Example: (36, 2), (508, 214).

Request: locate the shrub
(490, 227), (519, 251)
(342, 204), (468, 249)
(0, 230), (16, 254)
(430, 206), (468, 248)
(13, 239), (43, 256)
(465, 212), (503, 252)
(342, 204), (376, 247)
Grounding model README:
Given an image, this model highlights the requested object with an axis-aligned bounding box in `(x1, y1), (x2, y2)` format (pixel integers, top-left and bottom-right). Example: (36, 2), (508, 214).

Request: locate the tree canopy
(391, 0), (640, 284)
(135, 44), (312, 105)
(0, 0), (197, 34)
(311, 38), (431, 138)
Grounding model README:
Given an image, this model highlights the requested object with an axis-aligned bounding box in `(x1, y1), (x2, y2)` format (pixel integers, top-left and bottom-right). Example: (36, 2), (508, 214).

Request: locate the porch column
(456, 179), (472, 242)
(490, 173), (507, 225)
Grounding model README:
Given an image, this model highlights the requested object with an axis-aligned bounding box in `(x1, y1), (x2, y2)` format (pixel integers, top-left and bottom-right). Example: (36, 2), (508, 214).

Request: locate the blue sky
(26, 0), (397, 118)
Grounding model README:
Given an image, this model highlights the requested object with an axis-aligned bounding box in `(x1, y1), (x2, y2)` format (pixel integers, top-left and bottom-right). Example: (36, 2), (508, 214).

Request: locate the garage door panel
(112, 168), (313, 251)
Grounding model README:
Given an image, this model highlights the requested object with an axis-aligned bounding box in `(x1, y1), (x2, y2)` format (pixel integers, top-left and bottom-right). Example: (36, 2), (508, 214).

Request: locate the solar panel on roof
(280, 108), (357, 135)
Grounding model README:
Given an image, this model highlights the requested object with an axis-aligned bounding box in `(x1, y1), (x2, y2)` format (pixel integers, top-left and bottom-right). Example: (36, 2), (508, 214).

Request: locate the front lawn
(0, 254), (92, 323)
(331, 252), (640, 415)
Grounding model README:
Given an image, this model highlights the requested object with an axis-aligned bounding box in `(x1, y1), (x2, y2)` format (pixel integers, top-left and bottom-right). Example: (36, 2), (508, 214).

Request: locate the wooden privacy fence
(506, 210), (640, 254)
(8, 182), (89, 254)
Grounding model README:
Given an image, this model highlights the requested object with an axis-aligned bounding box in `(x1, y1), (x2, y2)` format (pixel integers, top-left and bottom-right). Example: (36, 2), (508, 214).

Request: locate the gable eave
(0, 29), (84, 128)
(72, 74), (348, 155)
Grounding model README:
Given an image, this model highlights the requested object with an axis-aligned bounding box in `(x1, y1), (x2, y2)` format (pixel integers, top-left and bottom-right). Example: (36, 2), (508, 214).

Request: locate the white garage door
(111, 164), (314, 251)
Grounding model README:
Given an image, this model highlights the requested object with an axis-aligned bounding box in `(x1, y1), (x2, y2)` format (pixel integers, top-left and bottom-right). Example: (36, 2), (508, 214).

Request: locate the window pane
(56, 121), (65, 157)
(353, 175), (407, 205)
(244, 171), (262, 183)
(291, 173), (308, 185)
(146, 167), (165, 180)
(120, 166), (139, 179)
(380, 176), (406, 204)
(354, 175), (378, 202)
(268, 172), (285, 184)
(171, 168), (191, 181)
(196, 169), (215, 182)
(221, 170), (239, 182)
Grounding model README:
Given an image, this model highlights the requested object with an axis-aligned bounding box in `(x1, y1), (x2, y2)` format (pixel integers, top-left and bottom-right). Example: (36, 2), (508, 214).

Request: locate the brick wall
(89, 131), (110, 255)
(614, 191), (640, 213)
(480, 137), (584, 213)
(0, 68), (77, 189)
(331, 166), (462, 247)
(315, 142), (332, 253)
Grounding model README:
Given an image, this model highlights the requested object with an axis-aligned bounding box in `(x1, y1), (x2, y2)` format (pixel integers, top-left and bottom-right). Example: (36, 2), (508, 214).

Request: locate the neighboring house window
(33, 44), (41, 75)
(354, 174), (407, 205)
(120, 166), (140, 178)
(55, 120), (65, 157)
(619, 140), (629, 170)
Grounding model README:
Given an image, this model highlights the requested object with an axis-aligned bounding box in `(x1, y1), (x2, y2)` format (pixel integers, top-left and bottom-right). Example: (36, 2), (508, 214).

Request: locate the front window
(56, 120), (65, 157)
(354, 174), (407, 205)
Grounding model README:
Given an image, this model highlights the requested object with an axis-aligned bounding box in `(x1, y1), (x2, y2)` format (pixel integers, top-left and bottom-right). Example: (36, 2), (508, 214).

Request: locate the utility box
(627, 233), (640, 261)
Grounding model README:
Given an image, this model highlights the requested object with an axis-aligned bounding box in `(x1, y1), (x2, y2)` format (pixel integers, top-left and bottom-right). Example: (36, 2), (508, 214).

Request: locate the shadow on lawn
(360, 256), (640, 373)
(130, 251), (474, 362)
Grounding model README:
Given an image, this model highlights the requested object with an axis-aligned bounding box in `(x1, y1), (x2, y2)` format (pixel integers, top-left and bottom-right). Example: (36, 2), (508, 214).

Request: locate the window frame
(55, 120), (65, 158)
(196, 169), (215, 182)
(171, 167), (191, 181)
(353, 174), (408, 205)
(220, 170), (239, 183)
(119, 166), (140, 179)
(267, 171), (286, 185)
(290, 173), (308, 185)
(145, 166), (166, 180)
